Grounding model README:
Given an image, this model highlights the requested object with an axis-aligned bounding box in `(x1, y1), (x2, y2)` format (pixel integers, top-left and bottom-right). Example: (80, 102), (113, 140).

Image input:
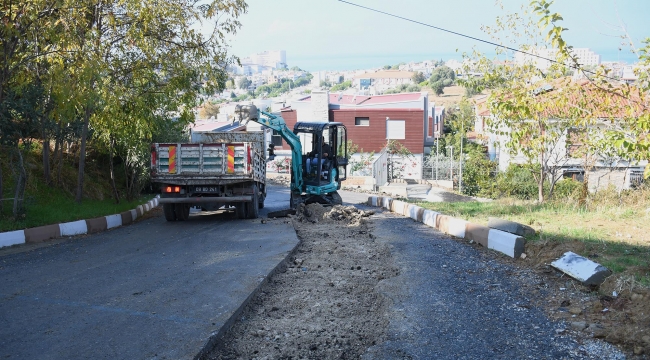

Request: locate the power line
(337, 0), (618, 81)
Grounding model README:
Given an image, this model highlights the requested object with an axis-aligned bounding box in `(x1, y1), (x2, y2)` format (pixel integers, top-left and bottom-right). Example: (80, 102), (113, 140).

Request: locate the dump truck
(150, 131), (267, 221)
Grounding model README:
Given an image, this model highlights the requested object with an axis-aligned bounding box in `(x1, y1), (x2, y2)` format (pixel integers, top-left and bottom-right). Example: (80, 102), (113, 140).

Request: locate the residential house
(353, 70), (415, 94)
(268, 90), (445, 180)
(473, 80), (647, 191)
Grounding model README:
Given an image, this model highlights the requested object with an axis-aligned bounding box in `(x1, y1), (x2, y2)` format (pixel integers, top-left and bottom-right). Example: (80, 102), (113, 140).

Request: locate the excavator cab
(294, 122), (348, 189)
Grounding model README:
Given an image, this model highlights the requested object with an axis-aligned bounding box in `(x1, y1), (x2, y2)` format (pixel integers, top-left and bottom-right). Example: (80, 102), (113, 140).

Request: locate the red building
(272, 91), (444, 155)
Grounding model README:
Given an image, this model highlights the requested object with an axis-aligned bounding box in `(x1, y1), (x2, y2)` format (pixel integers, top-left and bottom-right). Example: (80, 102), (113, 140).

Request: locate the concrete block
(488, 217), (536, 237)
(550, 251), (612, 286)
(368, 196), (379, 207)
(85, 217), (107, 234)
(391, 200), (407, 215)
(465, 223), (489, 247)
(24, 224), (61, 243)
(136, 205), (144, 217)
(131, 209), (138, 221)
(0, 230), (25, 248)
(59, 220), (88, 236)
(381, 197), (392, 209)
(436, 214), (449, 232)
(422, 210), (438, 228)
(144, 203), (150, 212)
(105, 214), (122, 229)
(121, 211), (133, 225)
(407, 205), (424, 222)
(487, 229), (525, 258)
(448, 217), (467, 238)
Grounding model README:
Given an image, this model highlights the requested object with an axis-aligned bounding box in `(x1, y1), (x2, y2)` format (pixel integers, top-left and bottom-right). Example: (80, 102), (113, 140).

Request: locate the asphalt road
(362, 210), (615, 359)
(0, 185), (300, 360)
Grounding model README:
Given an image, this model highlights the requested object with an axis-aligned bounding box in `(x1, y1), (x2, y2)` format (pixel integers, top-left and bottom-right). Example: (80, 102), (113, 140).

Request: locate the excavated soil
(204, 204), (398, 359)
(203, 190), (649, 358)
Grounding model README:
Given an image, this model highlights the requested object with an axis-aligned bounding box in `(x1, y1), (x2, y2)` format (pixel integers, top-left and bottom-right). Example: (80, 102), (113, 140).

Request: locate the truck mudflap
(158, 196), (252, 204)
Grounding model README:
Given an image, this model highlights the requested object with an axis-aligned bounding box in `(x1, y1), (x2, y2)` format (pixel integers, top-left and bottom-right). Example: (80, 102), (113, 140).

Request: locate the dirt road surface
(204, 199), (630, 359)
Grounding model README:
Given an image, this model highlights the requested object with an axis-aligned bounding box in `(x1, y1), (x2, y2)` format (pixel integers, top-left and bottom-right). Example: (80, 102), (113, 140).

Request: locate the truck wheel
(247, 185), (259, 219)
(163, 204), (177, 221)
(175, 204), (190, 221)
(235, 203), (246, 219)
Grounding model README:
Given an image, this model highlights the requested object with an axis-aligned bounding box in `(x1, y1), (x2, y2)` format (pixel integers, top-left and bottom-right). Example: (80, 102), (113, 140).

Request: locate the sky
(222, 0), (649, 71)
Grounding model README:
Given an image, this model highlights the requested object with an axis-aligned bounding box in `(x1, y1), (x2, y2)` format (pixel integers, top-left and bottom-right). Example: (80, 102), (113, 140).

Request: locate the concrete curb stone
(0, 195), (159, 249)
(367, 195), (524, 259)
(551, 251), (612, 285)
(86, 217), (108, 234)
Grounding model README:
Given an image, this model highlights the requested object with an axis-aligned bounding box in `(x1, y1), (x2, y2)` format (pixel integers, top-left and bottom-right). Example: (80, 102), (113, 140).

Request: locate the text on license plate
(195, 186), (218, 192)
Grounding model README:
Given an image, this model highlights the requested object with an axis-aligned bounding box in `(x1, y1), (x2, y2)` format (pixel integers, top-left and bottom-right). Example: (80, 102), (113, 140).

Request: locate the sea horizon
(286, 50), (641, 72)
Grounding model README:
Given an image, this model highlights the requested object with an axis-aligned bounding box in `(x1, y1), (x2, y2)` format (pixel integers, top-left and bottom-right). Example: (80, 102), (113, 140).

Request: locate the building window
(272, 130), (283, 147)
(386, 120), (405, 139)
(355, 117), (370, 126)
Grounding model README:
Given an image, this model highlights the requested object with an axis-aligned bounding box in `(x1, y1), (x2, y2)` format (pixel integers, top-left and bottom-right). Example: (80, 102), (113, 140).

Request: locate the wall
(273, 109), (298, 150)
(330, 108), (425, 154)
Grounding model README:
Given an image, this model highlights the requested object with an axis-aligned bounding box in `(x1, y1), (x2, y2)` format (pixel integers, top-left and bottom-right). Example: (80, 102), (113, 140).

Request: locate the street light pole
(435, 139), (439, 181)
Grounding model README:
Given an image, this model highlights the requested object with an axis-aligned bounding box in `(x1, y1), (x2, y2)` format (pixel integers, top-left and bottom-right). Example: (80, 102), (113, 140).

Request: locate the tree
(460, 1), (604, 202)
(238, 77), (252, 90)
(431, 81), (444, 96)
(330, 80), (352, 92)
(412, 71), (426, 84)
(430, 66), (455, 83)
(199, 101), (220, 119)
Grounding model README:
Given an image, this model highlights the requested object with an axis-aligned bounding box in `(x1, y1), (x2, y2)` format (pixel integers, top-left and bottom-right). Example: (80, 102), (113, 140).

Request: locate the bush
(461, 154), (497, 196)
(552, 179), (582, 200)
(481, 164), (538, 200)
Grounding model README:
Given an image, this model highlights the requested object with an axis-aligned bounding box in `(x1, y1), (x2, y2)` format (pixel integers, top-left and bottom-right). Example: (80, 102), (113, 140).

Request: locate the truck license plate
(195, 186), (218, 193)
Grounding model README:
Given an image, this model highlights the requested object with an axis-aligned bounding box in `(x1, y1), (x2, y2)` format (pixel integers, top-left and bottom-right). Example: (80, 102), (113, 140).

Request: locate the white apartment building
(514, 47), (600, 70)
(245, 50), (287, 69)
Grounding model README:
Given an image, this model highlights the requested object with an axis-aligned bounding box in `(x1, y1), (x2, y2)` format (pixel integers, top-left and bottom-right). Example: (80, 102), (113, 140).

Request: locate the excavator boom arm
(235, 105), (303, 193)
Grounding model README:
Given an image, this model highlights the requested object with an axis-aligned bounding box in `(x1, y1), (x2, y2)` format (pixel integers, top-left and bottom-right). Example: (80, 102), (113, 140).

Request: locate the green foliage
(552, 179), (583, 200)
(238, 77), (252, 89)
(430, 81), (445, 96)
(294, 77), (310, 87)
(430, 66), (456, 83)
(384, 83), (421, 94)
(412, 72), (426, 84)
(461, 154), (497, 196)
(330, 80), (352, 92)
(319, 80), (332, 88)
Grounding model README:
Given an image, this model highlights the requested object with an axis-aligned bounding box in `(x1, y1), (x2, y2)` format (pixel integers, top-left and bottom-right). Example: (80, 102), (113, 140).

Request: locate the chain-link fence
(422, 154), (460, 181)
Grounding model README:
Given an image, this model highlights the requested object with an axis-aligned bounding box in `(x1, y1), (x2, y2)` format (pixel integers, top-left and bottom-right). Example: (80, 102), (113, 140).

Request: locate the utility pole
(448, 146), (453, 181)
(458, 124), (465, 194)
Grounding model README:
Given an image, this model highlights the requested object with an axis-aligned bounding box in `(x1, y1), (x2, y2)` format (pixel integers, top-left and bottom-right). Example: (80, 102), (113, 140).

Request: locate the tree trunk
(109, 136), (120, 203)
(42, 138), (51, 185)
(0, 158), (3, 214)
(75, 106), (91, 203)
(12, 149), (27, 217)
(56, 137), (63, 185)
(538, 166), (545, 203)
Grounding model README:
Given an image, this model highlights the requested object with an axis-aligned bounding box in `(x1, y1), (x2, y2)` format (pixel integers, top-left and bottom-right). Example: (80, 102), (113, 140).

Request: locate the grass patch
(412, 197), (650, 287)
(1, 146), (151, 232)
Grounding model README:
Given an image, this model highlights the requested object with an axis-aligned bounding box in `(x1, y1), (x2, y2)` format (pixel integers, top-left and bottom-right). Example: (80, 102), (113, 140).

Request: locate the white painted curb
(407, 205), (422, 221)
(105, 214), (122, 229)
(381, 197), (392, 209)
(422, 210), (438, 228)
(131, 209), (138, 221)
(59, 220), (88, 236)
(487, 229), (524, 258)
(448, 218), (467, 238)
(0, 230), (26, 247)
(392, 200), (407, 215)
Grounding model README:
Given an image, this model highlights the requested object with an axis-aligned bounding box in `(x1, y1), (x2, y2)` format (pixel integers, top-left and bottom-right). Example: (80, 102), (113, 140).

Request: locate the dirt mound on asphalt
(293, 203), (374, 226)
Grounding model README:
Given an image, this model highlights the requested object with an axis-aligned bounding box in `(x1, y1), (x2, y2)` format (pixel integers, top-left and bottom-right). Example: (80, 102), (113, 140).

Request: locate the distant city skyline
(225, 0), (647, 72)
